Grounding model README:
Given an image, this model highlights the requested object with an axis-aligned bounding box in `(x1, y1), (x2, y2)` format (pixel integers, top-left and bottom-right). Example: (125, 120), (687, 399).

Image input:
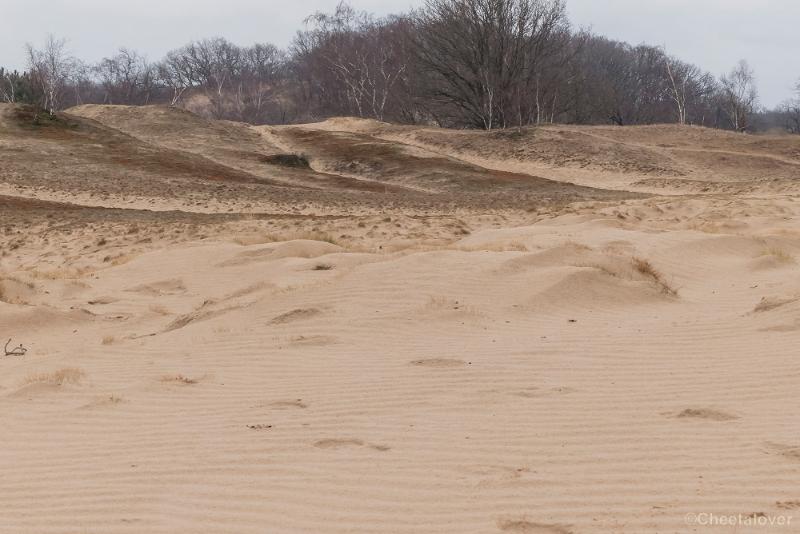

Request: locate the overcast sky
(2, 0), (797, 107)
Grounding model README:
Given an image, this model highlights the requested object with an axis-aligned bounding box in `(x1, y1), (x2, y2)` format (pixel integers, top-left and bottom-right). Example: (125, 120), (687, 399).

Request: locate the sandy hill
(2, 104), (800, 533)
(309, 117), (800, 194)
(66, 104), (624, 205)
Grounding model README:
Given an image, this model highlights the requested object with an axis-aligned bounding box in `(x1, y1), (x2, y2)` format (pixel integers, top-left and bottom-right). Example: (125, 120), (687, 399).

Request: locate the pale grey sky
(2, 0), (797, 107)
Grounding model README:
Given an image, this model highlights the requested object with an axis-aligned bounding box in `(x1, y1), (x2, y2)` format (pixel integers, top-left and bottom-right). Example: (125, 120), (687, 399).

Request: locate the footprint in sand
(497, 519), (574, 533)
(313, 438), (390, 452)
(410, 358), (467, 368)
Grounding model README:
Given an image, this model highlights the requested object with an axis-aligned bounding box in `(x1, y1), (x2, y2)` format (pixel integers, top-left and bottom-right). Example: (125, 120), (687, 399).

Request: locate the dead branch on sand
(4, 338), (27, 356)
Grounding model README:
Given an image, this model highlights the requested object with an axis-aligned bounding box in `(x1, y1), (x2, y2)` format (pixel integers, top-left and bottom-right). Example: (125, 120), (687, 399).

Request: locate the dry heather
(573, 254), (678, 297)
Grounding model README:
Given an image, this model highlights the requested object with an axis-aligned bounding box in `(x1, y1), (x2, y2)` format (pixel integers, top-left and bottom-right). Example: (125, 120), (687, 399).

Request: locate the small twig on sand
(4, 339), (27, 356)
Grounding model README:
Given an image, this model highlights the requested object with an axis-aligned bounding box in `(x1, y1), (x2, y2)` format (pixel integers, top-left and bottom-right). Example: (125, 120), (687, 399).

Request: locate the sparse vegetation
(632, 257), (678, 297)
(760, 247), (795, 264)
(161, 374), (198, 385)
(295, 232), (339, 246)
(22, 368), (84, 386)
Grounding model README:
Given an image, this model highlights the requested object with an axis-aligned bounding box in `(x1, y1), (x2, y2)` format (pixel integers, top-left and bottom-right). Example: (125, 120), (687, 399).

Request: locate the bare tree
(231, 43), (285, 123)
(664, 56), (691, 125)
(0, 6), (749, 130)
(157, 51), (193, 106)
(95, 48), (156, 105)
(777, 79), (800, 134)
(164, 38), (244, 118)
(25, 35), (80, 113)
(719, 60), (758, 132)
(0, 68), (38, 105)
(298, 3), (409, 121)
(663, 53), (717, 125)
(0, 68), (16, 103)
(412, 0), (569, 129)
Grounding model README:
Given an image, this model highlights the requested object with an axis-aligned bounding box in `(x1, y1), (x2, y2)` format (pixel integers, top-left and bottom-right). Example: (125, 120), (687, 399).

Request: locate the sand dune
(2, 104), (800, 533)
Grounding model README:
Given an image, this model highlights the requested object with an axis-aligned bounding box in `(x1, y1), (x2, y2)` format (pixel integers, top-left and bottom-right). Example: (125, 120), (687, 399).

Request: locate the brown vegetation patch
(260, 153), (311, 168)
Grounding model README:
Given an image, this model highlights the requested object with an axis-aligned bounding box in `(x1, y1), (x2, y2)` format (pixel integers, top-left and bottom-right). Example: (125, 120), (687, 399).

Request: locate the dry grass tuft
(0, 276), (36, 304)
(632, 257), (678, 297)
(109, 253), (135, 267)
(297, 231), (339, 245)
(233, 234), (278, 246)
(457, 241), (529, 252)
(161, 374), (198, 385)
(760, 247), (795, 264)
(30, 267), (93, 280)
(23, 368), (85, 387)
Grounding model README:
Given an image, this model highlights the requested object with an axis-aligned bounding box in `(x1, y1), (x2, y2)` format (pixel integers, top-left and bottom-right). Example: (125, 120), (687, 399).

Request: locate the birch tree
(25, 35), (80, 114)
(298, 3), (409, 121)
(719, 60), (758, 132)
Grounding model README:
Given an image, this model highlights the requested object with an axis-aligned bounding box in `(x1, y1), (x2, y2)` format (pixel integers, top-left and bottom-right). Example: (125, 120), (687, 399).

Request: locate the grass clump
(161, 374), (198, 385)
(23, 368), (85, 386)
(760, 247), (795, 264)
(632, 257), (678, 297)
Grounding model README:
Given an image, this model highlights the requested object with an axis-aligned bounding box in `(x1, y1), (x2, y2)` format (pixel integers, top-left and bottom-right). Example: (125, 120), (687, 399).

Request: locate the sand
(2, 103), (800, 533)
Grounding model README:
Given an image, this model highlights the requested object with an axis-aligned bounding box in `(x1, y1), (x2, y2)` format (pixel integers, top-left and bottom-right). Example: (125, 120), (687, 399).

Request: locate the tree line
(2, 0), (798, 133)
